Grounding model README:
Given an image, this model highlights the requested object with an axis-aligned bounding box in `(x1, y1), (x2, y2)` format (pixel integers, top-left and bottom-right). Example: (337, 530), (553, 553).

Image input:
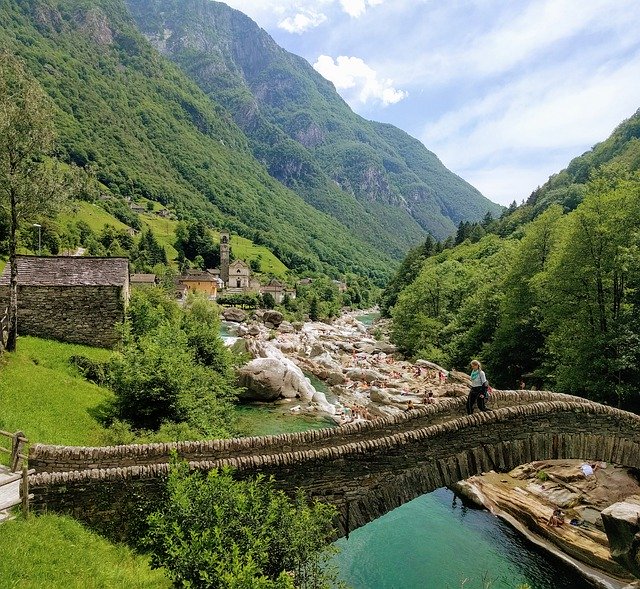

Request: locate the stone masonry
(27, 392), (640, 540)
(0, 256), (129, 348)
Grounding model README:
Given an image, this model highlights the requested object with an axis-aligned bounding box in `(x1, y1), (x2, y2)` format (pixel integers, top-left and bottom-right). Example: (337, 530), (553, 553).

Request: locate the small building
(260, 278), (296, 304)
(228, 260), (251, 290)
(130, 273), (157, 288)
(130, 203), (146, 214)
(178, 270), (218, 298)
(0, 256), (129, 348)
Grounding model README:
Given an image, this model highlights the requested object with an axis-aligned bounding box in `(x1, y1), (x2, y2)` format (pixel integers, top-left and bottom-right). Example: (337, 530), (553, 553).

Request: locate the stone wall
(28, 399), (640, 540)
(0, 285), (125, 348)
(28, 391), (591, 473)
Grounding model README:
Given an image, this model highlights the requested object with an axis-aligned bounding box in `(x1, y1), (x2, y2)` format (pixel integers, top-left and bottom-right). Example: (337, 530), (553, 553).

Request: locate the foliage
(0, 514), (170, 589)
(106, 290), (239, 435)
(387, 163), (640, 410)
(0, 50), (75, 350)
(145, 462), (340, 589)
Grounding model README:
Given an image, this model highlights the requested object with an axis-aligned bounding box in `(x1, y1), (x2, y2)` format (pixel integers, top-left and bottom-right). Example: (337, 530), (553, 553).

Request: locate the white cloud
(422, 55), (640, 204)
(278, 11), (327, 34)
(314, 55), (407, 106)
(339, 0), (385, 18)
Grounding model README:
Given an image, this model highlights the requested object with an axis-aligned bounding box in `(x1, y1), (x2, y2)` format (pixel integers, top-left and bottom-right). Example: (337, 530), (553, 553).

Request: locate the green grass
(139, 214), (180, 261)
(59, 200), (129, 233)
(0, 515), (170, 589)
(0, 336), (114, 446)
(212, 230), (288, 277)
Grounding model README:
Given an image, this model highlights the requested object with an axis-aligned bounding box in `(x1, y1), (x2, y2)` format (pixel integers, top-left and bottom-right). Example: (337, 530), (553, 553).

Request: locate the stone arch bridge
(28, 391), (640, 539)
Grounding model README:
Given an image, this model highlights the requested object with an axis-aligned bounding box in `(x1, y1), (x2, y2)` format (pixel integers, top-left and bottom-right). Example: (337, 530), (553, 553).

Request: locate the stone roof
(0, 256), (129, 287)
(179, 272), (216, 282)
(130, 273), (156, 284)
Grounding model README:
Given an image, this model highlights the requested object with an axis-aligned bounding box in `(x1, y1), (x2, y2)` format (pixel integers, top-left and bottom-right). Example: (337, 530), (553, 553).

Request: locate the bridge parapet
(28, 400), (640, 540)
(29, 390), (592, 473)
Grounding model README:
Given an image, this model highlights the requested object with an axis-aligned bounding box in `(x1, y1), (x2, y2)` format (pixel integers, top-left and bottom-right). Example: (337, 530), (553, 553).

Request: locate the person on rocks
(547, 508), (565, 527)
(424, 392), (437, 404)
(466, 359), (489, 414)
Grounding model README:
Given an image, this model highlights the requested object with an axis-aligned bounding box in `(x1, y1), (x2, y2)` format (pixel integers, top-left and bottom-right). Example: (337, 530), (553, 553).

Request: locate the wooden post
(21, 463), (29, 517)
(11, 430), (25, 472)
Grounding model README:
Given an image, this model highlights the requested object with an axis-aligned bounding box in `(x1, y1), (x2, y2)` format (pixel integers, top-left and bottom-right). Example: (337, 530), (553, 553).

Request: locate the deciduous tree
(0, 52), (70, 351)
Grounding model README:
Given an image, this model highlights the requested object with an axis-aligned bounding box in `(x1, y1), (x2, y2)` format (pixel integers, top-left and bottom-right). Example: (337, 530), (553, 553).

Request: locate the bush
(69, 355), (108, 385)
(145, 463), (340, 589)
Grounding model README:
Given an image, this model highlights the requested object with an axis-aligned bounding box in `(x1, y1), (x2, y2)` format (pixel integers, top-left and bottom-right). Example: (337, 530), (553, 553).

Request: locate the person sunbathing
(547, 508), (565, 527)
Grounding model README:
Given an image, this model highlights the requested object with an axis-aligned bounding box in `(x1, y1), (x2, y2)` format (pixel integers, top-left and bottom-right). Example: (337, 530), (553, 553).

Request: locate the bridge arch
(28, 395), (640, 539)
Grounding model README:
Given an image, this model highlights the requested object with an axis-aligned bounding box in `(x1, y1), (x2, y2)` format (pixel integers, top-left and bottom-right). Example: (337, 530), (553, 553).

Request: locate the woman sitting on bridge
(466, 359), (489, 414)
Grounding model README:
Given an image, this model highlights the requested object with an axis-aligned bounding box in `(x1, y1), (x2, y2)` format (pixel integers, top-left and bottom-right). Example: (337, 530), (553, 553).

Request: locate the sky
(218, 0), (640, 206)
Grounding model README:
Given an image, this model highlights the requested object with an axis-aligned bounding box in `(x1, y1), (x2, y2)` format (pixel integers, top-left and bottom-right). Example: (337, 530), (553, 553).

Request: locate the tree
(145, 463), (339, 589)
(0, 52), (70, 351)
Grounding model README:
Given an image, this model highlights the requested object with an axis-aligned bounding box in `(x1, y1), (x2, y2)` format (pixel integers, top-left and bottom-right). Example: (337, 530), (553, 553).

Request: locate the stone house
(260, 279), (296, 304)
(0, 256), (129, 348)
(130, 273), (157, 288)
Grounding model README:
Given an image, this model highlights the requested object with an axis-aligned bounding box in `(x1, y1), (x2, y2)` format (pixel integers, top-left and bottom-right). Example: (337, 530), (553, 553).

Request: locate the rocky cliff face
(124, 0), (502, 254)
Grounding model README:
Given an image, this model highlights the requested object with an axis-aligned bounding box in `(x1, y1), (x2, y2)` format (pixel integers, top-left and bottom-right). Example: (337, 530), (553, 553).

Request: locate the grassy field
(58, 201), (129, 233)
(54, 199), (288, 276)
(0, 515), (170, 589)
(0, 337), (113, 447)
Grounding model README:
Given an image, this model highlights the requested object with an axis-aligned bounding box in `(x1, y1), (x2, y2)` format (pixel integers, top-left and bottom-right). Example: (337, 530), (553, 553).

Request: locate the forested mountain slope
(499, 108), (640, 231)
(0, 0), (397, 281)
(124, 0), (501, 257)
(383, 109), (640, 411)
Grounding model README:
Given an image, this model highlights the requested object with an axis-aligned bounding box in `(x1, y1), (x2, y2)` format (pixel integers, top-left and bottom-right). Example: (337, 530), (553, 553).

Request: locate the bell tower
(220, 230), (230, 286)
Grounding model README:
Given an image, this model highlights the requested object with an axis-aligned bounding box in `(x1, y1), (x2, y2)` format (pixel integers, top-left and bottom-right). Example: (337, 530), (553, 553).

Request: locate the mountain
(1, 0), (399, 280)
(124, 0), (502, 258)
(526, 108), (640, 215)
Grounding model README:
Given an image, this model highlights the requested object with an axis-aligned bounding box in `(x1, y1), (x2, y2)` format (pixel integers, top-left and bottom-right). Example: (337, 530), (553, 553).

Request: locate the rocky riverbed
(223, 307), (640, 586)
(226, 308), (467, 422)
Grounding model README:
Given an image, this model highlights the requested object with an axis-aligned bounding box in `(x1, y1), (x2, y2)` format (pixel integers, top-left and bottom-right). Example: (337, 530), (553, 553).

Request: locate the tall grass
(0, 515), (170, 589)
(0, 337), (113, 446)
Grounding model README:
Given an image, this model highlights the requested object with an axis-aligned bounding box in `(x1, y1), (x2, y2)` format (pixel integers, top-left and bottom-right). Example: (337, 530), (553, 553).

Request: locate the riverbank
(454, 463), (640, 589)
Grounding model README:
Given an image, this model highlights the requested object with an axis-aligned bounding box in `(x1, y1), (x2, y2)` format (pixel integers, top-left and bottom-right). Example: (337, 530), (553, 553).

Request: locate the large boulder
(416, 359), (449, 375)
(223, 307), (247, 323)
(373, 342), (397, 355)
(601, 496), (640, 577)
(447, 370), (471, 385)
(345, 368), (385, 383)
(262, 310), (284, 328)
(237, 357), (316, 402)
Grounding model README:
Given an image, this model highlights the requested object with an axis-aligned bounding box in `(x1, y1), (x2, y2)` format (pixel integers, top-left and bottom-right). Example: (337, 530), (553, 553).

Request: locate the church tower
(220, 230), (230, 286)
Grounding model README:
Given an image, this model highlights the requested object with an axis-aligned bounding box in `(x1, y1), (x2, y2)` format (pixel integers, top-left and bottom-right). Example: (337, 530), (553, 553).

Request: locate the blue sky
(219, 1), (640, 206)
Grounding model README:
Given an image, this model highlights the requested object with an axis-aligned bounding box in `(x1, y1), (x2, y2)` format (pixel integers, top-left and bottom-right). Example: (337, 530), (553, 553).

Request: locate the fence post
(21, 463), (29, 517)
(11, 430), (26, 472)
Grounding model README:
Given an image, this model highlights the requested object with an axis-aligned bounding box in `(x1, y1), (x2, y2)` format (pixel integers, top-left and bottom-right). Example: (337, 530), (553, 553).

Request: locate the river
(222, 316), (595, 588)
(332, 488), (591, 588)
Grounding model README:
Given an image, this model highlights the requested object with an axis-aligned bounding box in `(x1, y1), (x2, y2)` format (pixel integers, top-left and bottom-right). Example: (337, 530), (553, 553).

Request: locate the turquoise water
(333, 488), (592, 589)
(356, 312), (380, 327)
(234, 404), (335, 436)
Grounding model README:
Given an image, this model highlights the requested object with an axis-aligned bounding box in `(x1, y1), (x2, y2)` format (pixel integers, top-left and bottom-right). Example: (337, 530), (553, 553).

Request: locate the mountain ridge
(125, 0), (501, 253)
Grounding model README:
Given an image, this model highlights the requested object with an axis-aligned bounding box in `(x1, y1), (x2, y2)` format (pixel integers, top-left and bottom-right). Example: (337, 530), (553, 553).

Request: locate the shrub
(145, 463), (340, 589)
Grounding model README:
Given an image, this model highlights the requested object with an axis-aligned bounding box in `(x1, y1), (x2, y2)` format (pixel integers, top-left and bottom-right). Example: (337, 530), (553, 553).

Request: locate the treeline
(384, 167), (640, 410)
